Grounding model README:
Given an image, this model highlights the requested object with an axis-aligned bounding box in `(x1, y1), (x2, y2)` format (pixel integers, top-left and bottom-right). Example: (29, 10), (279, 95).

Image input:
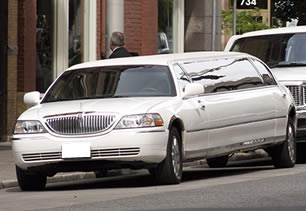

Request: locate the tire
(271, 117), (296, 168)
(94, 169), (108, 178)
(206, 155), (229, 168)
(16, 166), (47, 191)
(151, 127), (182, 185)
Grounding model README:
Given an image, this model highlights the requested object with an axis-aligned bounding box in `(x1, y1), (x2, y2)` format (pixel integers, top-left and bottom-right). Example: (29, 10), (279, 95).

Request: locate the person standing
(109, 32), (132, 58)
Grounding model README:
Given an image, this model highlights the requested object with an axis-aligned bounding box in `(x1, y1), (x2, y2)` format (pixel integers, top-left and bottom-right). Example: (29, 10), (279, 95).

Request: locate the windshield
(42, 65), (176, 103)
(230, 33), (306, 67)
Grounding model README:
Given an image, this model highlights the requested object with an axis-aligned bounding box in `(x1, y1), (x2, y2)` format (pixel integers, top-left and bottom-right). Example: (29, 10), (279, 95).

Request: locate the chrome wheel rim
(171, 136), (181, 179)
(287, 124), (295, 162)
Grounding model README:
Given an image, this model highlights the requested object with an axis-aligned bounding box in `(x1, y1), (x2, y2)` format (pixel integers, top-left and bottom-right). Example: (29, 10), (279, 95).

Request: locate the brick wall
(140, 0), (158, 55)
(17, 0), (36, 92)
(124, 0), (158, 56)
(7, 0), (18, 141)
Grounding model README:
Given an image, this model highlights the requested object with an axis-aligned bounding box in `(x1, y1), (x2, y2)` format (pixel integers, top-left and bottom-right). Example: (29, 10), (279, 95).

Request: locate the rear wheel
(16, 166), (47, 191)
(151, 127), (182, 185)
(271, 117), (296, 168)
(206, 155), (229, 168)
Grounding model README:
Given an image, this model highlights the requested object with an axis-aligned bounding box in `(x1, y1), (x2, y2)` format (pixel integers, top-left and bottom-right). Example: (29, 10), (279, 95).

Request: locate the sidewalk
(0, 142), (269, 190)
(0, 142), (16, 188)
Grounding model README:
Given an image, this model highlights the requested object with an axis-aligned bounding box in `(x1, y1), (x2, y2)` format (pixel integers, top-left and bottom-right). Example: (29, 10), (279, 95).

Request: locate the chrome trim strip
(137, 129), (166, 133)
(185, 135), (286, 159)
(186, 115), (287, 133)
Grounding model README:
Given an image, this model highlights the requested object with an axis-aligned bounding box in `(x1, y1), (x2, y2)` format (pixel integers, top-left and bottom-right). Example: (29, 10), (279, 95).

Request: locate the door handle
(197, 100), (206, 110)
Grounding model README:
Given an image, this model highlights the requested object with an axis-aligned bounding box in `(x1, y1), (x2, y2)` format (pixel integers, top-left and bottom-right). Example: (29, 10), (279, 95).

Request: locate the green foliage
(273, 0), (306, 26)
(222, 8), (270, 35)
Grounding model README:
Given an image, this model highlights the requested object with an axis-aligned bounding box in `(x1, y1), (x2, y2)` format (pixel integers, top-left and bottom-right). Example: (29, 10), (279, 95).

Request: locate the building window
(158, 0), (184, 54)
(69, 0), (83, 67)
(158, 0), (173, 54)
(36, 0), (54, 92)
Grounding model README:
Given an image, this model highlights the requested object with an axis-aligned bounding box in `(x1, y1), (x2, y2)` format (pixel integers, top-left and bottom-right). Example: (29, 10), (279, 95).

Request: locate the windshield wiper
(270, 62), (306, 68)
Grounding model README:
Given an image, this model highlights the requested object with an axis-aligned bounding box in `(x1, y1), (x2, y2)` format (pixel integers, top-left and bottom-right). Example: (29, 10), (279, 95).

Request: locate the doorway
(0, 0), (8, 141)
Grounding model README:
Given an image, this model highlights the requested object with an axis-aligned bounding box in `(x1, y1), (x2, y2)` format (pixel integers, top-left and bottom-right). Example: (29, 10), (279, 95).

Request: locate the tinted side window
(181, 58), (264, 94)
(251, 59), (277, 86)
(173, 64), (191, 92)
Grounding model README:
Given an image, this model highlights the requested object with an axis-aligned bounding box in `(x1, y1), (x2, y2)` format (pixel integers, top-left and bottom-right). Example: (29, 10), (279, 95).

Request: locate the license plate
(61, 143), (91, 159)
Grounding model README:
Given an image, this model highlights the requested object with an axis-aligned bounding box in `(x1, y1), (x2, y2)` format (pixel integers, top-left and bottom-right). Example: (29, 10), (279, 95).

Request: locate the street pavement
(0, 141), (269, 190)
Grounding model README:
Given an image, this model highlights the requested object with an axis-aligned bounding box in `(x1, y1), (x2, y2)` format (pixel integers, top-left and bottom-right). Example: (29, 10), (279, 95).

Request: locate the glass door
(36, 0), (54, 93)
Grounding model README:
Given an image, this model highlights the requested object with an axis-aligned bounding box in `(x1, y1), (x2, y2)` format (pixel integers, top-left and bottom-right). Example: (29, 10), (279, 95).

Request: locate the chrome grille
(23, 152), (62, 162)
(91, 147), (140, 158)
(286, 85), (304, 106)
(45, 113), (117, 135)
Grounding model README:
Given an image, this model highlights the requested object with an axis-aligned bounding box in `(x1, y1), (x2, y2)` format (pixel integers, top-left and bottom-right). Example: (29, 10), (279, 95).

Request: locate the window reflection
(36, 0), (54, 92)
(42, 65), (176, 103)
(69, 0), (83, 67)
(231, 33), (306, 67)
(158, 0), (173, 54)
(182, 59), (263, 93)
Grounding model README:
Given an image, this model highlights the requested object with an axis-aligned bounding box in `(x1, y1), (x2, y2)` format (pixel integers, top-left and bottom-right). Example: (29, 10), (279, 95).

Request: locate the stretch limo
(12, 52), (296, 190)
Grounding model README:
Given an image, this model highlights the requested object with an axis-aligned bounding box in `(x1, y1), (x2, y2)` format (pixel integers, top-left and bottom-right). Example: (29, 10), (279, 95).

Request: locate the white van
(225, 26), (306, 161)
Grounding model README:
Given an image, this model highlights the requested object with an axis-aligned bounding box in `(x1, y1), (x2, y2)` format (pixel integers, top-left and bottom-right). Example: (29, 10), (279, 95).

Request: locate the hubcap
(287, 124), (295, 162)
(171, 136), (181, 179)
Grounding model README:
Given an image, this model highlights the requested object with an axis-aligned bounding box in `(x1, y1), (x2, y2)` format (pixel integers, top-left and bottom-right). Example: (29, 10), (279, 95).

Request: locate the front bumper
(12, 128), (168, 172)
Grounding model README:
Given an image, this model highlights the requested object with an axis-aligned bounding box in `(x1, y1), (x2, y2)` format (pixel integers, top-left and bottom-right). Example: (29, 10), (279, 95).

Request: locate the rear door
(181, 57), (278, 153)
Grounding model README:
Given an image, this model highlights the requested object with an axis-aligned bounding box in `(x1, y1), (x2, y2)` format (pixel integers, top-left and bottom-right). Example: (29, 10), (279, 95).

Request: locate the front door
(0, 0), (8, 141)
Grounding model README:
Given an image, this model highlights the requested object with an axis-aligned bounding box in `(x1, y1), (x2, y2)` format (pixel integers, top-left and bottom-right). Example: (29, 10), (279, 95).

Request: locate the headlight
(115, 113), (164, 129)
(14, 120), (47, 134)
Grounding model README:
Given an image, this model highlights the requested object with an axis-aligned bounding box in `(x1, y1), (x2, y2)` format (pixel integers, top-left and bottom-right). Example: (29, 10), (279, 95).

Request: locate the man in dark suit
(109, 32), (132, 59)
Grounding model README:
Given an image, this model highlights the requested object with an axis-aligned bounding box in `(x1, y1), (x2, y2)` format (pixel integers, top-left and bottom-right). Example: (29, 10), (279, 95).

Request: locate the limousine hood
(18, 97), (173, 120)
(271, 66), (306, 82)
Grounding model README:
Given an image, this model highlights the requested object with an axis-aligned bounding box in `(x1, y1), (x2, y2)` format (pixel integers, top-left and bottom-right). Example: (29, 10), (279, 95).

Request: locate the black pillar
(0, 0), (8, 141)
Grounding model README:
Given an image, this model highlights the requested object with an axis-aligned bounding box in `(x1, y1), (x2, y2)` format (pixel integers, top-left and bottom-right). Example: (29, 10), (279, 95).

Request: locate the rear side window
(181, 58), (264, 94)
(251, 59), (277, 86)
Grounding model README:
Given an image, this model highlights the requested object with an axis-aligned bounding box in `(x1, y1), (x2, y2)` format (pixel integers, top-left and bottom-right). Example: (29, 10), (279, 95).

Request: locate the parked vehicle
(224, 26), (306, 161)
(12, 52), (296, 190)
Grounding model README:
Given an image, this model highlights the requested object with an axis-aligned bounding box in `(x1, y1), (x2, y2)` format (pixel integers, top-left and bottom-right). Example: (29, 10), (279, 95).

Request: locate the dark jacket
(109, 47), (131, 59)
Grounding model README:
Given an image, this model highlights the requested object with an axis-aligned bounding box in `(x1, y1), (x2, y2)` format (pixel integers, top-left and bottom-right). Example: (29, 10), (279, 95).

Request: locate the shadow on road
(5, 157), (276, 192)
(45, 160), (274, 191)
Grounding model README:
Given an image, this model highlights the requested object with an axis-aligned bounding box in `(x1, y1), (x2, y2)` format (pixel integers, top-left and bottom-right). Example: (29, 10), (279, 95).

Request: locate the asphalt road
(1, 163), (306, 211)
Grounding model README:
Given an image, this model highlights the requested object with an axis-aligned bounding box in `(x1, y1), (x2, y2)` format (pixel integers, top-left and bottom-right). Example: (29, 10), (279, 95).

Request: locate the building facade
(1, 0), (222, 142)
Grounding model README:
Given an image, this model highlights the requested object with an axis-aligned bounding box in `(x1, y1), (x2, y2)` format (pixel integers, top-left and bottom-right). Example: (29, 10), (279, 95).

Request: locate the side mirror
(24, 91), (41, 106)
(182, 83), (204, 98)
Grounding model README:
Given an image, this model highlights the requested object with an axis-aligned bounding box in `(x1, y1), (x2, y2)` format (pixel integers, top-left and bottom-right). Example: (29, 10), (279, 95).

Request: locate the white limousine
(12, 52), (296, 190)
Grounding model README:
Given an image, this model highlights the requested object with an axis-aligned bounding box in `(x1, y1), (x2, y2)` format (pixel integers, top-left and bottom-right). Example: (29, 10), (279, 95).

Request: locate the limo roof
(67, 51), (249, 71)
(237, 26), (306, 38)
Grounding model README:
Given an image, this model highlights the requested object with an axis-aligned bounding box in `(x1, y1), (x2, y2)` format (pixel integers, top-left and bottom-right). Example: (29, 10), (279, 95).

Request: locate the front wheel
(16, 166), (47, 191)
(151, 127), (182, 185)
(271, 117), (296, 168)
